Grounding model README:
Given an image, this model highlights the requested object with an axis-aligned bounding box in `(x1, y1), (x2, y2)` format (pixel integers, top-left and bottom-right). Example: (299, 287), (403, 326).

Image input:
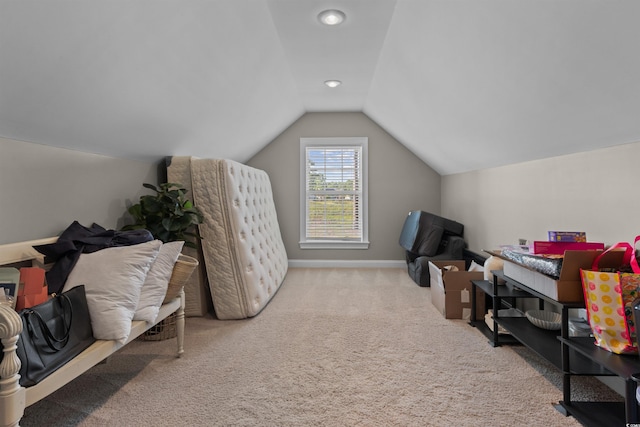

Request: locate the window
(300, 137), (369, 249)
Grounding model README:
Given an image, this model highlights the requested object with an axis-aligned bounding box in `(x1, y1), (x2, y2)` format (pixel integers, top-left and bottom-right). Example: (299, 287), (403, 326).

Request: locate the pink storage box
(532, 241), (604, 255)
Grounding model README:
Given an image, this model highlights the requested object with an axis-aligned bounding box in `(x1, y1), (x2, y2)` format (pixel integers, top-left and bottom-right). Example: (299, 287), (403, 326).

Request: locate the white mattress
(166, 156), (211, 317)
(189, 158), (288, 320)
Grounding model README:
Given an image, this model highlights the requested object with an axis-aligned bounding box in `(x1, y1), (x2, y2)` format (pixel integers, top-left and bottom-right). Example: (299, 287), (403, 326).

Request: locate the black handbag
(15, 285), (95, 387)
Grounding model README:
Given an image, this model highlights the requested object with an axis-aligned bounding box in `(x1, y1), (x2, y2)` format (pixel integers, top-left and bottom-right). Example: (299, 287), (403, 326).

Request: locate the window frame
(299, 137), (369, 250)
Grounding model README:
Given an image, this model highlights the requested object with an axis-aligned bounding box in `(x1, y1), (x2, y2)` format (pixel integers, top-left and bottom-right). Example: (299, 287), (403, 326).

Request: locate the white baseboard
(288, 259), (405, 269)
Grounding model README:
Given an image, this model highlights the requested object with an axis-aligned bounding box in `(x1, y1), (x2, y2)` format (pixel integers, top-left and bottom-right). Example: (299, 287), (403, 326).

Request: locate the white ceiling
(1, 0), (639, 175)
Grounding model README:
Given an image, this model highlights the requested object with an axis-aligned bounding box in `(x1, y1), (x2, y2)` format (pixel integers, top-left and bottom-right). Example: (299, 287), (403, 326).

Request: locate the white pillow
(63, 240), (162, 343)
(134, 241), (184, 324)
(468, 260), (484, 272)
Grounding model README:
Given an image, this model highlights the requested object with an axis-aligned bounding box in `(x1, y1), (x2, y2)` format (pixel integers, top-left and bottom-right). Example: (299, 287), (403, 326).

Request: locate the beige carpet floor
(20, 268), (621, 426)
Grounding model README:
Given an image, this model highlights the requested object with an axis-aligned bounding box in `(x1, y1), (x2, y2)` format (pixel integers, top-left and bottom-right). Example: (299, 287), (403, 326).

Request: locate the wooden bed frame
(0, 237), (185, 427)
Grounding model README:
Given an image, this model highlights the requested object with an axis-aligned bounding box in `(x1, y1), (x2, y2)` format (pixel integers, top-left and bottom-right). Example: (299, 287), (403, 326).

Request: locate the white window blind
(300, 137), (369, 249)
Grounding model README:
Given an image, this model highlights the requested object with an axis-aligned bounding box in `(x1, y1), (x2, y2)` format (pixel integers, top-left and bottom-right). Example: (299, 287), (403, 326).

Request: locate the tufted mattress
(184, 158), (288, 320)
(166, 156), (211, 317)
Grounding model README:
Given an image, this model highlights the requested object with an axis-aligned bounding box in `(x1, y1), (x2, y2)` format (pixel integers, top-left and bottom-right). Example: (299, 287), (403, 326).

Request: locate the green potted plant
(122, 182), (204, 248)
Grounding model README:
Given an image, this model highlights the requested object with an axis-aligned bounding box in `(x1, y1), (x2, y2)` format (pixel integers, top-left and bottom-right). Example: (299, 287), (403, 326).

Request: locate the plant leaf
(143, 183), (158, 192)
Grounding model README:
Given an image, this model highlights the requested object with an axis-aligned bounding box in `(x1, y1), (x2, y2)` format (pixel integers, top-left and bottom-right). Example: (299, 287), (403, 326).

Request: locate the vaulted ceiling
(1, 1), (639, 175)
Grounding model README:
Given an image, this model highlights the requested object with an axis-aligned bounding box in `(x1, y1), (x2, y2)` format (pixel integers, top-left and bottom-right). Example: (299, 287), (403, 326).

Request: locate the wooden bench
(0, 237), (185, 427)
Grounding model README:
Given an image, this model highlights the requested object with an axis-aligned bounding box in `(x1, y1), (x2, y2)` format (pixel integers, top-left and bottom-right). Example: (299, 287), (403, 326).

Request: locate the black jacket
(34, 221), (153, 293)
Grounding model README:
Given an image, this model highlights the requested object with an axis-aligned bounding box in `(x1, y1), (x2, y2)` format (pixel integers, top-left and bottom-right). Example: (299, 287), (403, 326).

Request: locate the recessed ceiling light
(324, 80), (342, 88)
(318, 9), (346, 26)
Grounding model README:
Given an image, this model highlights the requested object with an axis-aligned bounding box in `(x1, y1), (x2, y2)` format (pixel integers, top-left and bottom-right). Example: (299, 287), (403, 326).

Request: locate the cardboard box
(532, 241), (604, 255)
(501, 250), (625, 302)
(429, 260), (485, 320)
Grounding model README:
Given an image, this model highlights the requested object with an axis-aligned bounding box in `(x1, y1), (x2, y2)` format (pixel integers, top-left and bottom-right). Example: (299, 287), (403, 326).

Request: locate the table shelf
(556, 401), (626, 427)
(470, 269), (637, 425)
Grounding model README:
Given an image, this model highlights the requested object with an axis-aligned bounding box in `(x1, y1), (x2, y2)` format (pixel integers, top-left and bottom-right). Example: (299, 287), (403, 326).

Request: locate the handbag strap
(633, 236), (640, 273)
(25, 293), (73, 352)
(591, 236), (640, 273)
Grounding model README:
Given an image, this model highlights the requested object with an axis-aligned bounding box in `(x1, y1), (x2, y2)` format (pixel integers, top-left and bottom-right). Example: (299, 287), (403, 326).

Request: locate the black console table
(470, 270), (639, 426)
(558, 336), (640, 426)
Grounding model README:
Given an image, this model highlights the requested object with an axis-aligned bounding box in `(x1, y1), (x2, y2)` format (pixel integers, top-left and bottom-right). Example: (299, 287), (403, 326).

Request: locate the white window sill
(299, 241), (370, 250)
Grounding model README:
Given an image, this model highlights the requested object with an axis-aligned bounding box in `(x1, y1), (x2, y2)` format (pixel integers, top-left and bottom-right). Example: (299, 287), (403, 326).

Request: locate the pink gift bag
(580, 237), (640, 354)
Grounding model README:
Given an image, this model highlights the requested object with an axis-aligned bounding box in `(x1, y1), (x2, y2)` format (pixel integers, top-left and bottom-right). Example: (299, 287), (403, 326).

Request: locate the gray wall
(248, 112), (441, 262)
(0, 137), (157, 244)
(442, 140), (640, 253)
(4, 128), (639, 261)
